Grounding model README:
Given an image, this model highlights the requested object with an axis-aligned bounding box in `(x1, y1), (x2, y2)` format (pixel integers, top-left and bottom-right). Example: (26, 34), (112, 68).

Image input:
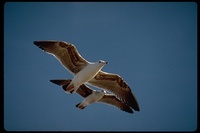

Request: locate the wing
(34, 40), (89, 74)
(50, 79), (134, 114)
(88, 71), (140, 111)
(98, 94), (133, 114)
(76, 84), (93, 98)
(50, 79), (71, 86)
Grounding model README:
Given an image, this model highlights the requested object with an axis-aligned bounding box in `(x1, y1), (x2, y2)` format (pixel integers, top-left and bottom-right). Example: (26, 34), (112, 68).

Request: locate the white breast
(73, 63), (105, 86)
(84, 91), (105, 105)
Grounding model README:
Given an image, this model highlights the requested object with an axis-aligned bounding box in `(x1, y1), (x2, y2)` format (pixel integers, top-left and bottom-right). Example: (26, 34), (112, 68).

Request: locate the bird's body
(67, 61), (107, 93)
(76, 90), (105, 109)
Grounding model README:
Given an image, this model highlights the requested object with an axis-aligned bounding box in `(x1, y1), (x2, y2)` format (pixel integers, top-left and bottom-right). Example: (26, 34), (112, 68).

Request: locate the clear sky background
(4, 2), (197, 131)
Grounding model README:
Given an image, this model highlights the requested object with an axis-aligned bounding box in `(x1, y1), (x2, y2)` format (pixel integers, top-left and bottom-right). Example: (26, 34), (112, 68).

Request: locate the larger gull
(34, 40), (140, 111)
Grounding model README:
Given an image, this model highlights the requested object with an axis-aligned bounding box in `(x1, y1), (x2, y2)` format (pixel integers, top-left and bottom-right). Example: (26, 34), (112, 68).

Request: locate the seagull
(50, 79), (133, 114)
(33, 40), (140, 111)
(34, 40), (107, 93)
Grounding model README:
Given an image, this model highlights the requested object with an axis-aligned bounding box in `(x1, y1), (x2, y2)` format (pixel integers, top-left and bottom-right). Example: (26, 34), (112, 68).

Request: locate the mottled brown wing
(50, 79), (134, 114)
(88, 71), (140, 111)
(34, 40), (89, 74)
(76, 84), (93, 97)
(98, 94), (133, 113)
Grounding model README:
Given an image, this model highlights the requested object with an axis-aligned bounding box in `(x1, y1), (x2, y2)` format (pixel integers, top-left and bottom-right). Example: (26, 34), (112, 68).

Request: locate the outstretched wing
(34, 40), (89, 74)
(88, 71), (140, 111)
(98, 94), (133, 114)
(50, 79), (134, 114)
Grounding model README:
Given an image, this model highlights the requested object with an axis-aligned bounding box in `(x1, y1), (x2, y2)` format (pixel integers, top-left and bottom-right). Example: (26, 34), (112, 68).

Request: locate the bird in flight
(34, 40), (140, 112)
(50, 79), (133, 113)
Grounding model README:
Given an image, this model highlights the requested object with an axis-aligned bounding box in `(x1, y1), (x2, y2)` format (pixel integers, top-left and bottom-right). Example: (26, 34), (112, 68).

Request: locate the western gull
(50, 79), (133, 113)
(33, 40), (140, 111)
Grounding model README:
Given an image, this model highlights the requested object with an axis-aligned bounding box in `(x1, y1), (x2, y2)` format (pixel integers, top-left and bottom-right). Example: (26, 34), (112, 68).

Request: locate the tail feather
(50, 79), (79, 94)
(76, 103), (85, 109)
(62, 84), (69, 92)
(69, 86), (79, 94)
(50, 79), (72, 92)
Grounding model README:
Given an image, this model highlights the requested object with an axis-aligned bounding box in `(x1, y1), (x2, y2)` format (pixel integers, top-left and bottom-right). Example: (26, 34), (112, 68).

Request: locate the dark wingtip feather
(33, 41), (46, 50)
(76, 103), (85, 109)
(33, 40), (58, 49)
(135, 107), (140, 112)
(124, 107), (134, 114)
(127, 93), (140, 112)
(132, 99), (140, 112)
(50, 80), (62, 86)
(33, 41), (44, 47)
(33, 41), (38, 45)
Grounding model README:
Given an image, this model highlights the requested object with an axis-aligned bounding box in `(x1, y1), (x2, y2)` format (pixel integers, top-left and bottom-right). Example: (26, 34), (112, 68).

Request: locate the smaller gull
(50, 79), (133, 114)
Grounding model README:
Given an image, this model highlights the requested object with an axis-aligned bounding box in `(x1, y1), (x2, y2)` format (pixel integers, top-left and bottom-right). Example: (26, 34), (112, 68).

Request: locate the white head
(94, 60), (108, 70)
(87, 60), (108, 72)
(98, 60), (108, 65)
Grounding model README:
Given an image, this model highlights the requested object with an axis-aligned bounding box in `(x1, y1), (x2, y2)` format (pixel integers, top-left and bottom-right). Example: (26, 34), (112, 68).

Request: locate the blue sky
(4, 2), (197, 131)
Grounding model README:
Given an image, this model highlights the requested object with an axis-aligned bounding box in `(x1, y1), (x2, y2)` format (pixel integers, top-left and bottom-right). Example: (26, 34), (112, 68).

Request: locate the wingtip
(125, 108), (134, 114)
(121, 103), (134, 114)
(33, 41), (39, 46)
(49, 80), (62, 86)
(33, 41), (45, 48)
(136, 107), (140, 112)
(127, 93), (140, 112)
(50, 79), (72, 86)
(131, 104), (140, 112)
(33, 40), (58, 47)
(33, 40), (44, 45)
(133, 102), (140, 112)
